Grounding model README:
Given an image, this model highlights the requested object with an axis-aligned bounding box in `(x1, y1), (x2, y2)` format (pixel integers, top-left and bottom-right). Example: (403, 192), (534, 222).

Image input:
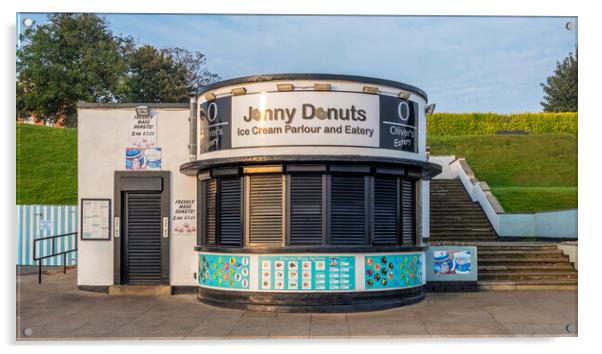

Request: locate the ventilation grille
(373, 177), (399, 245)
(330, 175), (366, 245)
(249, 174), (283, 244)
(218, 178), (242, 246)
(204, 179), (216, 245)
(401, 179), (416, 245)
(125, 193), (162, 285)
(290, 174), (323, 245)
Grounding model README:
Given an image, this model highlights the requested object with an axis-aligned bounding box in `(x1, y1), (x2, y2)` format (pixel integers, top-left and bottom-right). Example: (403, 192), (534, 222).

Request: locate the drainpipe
(189, 94), (197, 161)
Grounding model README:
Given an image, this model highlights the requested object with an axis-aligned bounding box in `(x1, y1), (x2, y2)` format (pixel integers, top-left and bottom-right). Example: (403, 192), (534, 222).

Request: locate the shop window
(373, 177), (399, 245)
(249, 174), (283, 245)
(204, 179), (216, 245)
(330, 175), (367, 245)
(289, 174), (323, 245)
(218, 178), (242, 246)
(401, 179), (416, 245)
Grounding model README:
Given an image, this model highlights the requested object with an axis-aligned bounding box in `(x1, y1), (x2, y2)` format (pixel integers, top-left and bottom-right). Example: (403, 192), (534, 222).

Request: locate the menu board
(258, 255), (355, 291)
(80, 199), (111, 240)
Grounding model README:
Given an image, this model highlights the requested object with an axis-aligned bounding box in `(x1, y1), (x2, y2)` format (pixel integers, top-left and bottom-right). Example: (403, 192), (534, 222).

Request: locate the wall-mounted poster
(172, 199), (196, 235)
(198, 254), (250, 290)
(129, 108), (157, 148)
(80, 199), (111, 240)
(257, 255), (356, 291)
(433, 250), (472, 275)
(364, 253), (424, 290)
(125, 147), (162, 171)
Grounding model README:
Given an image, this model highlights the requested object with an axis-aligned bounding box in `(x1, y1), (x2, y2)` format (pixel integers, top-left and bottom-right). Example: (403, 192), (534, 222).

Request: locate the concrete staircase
(477, 243), (577, 290)
(430, 178), (498, 242)
(430, 178), (577, 290)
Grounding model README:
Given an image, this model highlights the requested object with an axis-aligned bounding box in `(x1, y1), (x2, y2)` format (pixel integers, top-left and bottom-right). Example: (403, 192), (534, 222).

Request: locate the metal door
(123, 192), (163, 285)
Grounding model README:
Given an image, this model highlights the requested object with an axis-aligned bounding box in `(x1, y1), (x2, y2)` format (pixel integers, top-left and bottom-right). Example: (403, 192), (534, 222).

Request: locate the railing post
(38, 262), (42, 284)
(63, 253), (67, 274)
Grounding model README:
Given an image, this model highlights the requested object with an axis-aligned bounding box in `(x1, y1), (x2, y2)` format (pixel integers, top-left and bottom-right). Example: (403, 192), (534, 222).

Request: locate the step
(476, 245), (559, 251)
(477, 249), (563, 256)
(479, 272), (578, 281)
(479, 264), (575, 271)
(478, 258), (571, 265)
(108, 285), (172, 296)
(478, 253), (568, 260)
(478, 280), (577, 291)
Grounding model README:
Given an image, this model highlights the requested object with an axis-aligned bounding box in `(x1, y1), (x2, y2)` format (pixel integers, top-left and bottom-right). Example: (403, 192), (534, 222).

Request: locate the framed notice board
(80, 198), (112, 241)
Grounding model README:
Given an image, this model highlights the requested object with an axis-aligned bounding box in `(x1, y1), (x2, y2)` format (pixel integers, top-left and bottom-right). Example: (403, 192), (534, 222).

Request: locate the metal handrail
(33, 232), (78, 284)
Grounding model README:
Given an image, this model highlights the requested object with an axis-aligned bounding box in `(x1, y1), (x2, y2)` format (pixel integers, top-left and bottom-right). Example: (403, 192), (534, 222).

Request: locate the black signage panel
(201, 96), (232, 152)
(379, 95), (418, 153)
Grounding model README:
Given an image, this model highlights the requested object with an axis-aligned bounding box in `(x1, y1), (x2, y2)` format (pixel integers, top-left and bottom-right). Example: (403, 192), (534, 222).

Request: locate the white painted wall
(77, 107), (197, 286)
(431, 155), (578, 239)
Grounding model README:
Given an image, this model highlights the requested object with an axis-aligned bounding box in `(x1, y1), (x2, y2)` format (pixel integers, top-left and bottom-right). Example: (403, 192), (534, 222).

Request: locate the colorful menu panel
(198, 254), (250, 289)
(364, 253), (423, 290)
(258, 255), (355, 291)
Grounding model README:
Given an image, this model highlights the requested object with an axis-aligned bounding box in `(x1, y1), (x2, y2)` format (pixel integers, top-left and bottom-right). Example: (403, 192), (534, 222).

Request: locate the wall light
(425, 103), (436, 116)
(362, 86), (379, 94)
(204, 92), (216, 101)
(277, 84), (294, 92)
(398, 91), (411, 100)
(135, 106), (150, 116)
(231, 87), (247, 96)
(314, 83), (331, 91)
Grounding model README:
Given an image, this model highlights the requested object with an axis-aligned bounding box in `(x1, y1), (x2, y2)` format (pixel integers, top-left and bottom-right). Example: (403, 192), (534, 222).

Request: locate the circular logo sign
(397, 101), (410, 122)
(207, 102), (218, 123)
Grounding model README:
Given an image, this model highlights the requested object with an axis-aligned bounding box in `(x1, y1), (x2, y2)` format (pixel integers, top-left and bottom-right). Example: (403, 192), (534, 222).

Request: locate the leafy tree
(540, 52), (578, 112)
(120, 46), (219, 103)
(17, 13), (131, 127)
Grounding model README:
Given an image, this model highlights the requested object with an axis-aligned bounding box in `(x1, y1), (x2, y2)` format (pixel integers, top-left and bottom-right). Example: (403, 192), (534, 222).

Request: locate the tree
(17, 13), (131, 127)
(120, 46), (219, 103)
(540, 52), (578, 112)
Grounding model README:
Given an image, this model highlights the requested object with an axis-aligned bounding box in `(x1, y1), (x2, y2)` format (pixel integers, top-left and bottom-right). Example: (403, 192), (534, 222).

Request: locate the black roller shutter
(249, 174), (283, 245)
(289, 174), (323, 245)
(204, 179), (216, 245)
(401, 179), (416, 245)
(373, 177), (399, 245)
(330, 175), (367, 245)
(125, 193), (162, 285)
(218, 178), (242, 246)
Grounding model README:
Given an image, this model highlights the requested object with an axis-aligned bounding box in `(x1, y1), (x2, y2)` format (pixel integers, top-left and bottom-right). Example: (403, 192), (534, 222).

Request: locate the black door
(123, 192), (163, 285)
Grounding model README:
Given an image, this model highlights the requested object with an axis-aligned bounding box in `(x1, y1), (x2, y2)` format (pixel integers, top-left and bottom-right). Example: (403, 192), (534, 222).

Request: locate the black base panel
(171, 286), (199, 295)
(197, 286), (426, 313)
(425, 281), (478, 292)
(77, 285), (109, 294)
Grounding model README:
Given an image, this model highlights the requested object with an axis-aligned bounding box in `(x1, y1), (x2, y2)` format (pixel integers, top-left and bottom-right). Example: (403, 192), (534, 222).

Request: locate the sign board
(125, 147), (162, 171)
(258, 255), (356, 291)
(39, 219), (52, 232)
(172, 199), (196, 235)
(199, 91), (418, 154)
(129, 109), (157, 148)
(80, 199), (111, 240)
(426, 246), (478, 282)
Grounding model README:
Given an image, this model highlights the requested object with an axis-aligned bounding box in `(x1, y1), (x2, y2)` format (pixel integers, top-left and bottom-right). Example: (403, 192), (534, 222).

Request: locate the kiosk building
(77, 74), (442, 311)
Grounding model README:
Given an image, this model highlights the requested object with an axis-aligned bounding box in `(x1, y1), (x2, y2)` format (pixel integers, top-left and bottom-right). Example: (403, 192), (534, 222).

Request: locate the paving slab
(16, 270), (577, 340)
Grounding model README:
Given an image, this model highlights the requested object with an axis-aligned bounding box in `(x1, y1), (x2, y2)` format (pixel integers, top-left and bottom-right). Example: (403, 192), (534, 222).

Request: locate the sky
(17, 13), (577, 113)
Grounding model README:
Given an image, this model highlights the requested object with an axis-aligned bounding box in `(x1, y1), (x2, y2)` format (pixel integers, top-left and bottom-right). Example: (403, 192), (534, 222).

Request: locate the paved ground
(16, 269), (577, 340)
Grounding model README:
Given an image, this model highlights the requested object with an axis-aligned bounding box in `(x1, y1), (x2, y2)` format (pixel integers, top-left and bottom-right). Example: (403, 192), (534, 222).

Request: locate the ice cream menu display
(364, 253), (423, 290)
(80, 199), (111, 240)
(198, 254), (250, 290)
(258, 255), (356, 291)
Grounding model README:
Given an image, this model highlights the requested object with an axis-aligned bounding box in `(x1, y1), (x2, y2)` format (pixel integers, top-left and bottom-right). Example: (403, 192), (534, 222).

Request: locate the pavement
(16, 269), (578, 340)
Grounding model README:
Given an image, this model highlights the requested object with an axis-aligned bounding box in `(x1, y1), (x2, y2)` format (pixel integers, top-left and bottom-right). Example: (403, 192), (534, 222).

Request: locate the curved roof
(195, 73), (428, 101)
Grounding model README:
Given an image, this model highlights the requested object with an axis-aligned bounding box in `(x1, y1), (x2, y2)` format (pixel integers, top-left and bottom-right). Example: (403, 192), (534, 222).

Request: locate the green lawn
(428, 134), (578, 212)
(16, 124), (77, 205)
